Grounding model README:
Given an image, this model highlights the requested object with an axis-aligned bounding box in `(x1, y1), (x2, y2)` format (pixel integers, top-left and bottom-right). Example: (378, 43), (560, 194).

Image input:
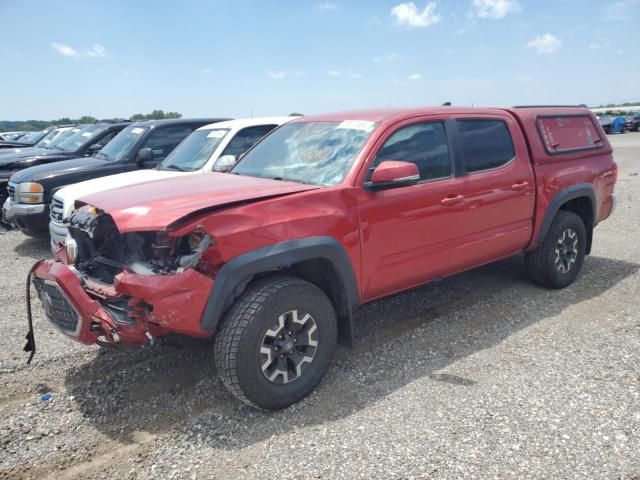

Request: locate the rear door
(448, 114), (535, 272)
(139, 125), (195, 167)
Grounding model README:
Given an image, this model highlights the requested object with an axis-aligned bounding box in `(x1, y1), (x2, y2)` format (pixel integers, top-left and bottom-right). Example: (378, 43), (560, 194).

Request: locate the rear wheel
(525, 210), (586, 289)
(214, 276), (337, 410)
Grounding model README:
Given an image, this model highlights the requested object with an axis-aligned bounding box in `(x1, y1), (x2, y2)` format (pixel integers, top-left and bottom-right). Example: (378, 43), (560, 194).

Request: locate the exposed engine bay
(68, 205), (213, 283)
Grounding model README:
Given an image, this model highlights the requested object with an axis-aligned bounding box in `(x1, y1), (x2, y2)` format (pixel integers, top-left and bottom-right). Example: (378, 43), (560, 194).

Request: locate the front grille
(50, 196), (64, 223)
(32, 279), (80, 335)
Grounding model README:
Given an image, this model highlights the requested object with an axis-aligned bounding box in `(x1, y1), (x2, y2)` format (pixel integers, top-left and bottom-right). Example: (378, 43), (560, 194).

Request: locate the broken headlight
(126, 230), (215, 276)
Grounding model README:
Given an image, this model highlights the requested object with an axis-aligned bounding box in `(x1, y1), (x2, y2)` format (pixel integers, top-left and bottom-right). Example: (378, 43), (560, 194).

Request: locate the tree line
(0, 110), (182, 132)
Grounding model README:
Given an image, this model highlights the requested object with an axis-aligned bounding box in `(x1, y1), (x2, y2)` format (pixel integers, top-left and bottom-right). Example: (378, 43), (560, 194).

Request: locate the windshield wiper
(161, 164), (188, 172)
(270, 176), (311, 185)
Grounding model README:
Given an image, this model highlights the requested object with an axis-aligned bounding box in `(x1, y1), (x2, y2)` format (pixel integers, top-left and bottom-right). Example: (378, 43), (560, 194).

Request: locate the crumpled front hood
(57, 169), (188, 220)
(78, 172), (320, 232)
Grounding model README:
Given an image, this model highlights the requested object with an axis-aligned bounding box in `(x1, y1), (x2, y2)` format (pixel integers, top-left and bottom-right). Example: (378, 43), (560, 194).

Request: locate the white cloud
(268, 70), (303, 79)
(201, 69), (212, 75)
(526, 33), (561, 55)
(373, 53), (400, 63)
(268, 70), (287, 79)
(408, 73), (423, 80)
(391, 2), (441, 29)
(317, 2), (337, 10)
(85, 44), (107, 57)
(348, 70), (362, 79)
(50, 42), (81, 58)
(328, 70), (340, 76)
(472, 0), (520, 19)
(51, 42), (108, 59)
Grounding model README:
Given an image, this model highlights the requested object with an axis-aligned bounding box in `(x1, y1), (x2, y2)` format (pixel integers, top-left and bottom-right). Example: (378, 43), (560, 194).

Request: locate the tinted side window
(457, 119), (515, 173)
(372, 122), (451, 181)
(221, 125), (278, 158)
(92, 131), (117, 150)
(143, 126), (193, 160)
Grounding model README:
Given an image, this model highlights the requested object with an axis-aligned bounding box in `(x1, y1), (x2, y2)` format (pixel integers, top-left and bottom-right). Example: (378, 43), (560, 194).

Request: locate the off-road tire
(525, 210), (586, 289)
(214, 276), (337, 410)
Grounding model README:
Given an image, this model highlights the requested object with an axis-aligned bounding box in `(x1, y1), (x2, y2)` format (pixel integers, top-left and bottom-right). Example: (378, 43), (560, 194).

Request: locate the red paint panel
(114, 269), (213, 337)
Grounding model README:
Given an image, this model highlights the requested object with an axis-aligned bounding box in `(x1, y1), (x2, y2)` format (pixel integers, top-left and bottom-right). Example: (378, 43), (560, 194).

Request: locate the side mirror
(365, 161), (420, 190)
(86, 144), (102, 156)
(212, 154), (237, 173)
(136, 147), (154, 164)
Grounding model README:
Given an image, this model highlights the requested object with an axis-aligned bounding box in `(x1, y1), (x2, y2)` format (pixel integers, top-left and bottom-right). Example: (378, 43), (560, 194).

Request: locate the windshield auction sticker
(207, 130), (226, 138)
(336, 120), (376, 132)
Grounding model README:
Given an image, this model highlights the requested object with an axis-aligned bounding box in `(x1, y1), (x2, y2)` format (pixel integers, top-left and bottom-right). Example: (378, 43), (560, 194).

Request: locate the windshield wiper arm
(161, 164), (187, 172)
(270, 176), (310, 185)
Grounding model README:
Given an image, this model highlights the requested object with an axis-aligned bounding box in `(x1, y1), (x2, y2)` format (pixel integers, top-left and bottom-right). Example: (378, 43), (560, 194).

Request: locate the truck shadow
(12, 235), (50, 260)
(63, 254), (638, 450)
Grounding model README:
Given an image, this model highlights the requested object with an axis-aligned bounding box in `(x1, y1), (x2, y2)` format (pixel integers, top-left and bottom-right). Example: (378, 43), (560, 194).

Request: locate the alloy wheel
(259, 309), (318, 385)
(554, 228), (578, 273)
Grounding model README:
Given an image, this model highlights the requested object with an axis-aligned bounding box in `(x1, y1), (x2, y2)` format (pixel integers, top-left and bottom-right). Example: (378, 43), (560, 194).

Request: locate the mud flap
(24, 260), (44, 364)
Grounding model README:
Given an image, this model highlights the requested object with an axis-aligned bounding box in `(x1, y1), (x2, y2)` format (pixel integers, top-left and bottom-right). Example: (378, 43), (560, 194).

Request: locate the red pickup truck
(27, 106), (617, 409)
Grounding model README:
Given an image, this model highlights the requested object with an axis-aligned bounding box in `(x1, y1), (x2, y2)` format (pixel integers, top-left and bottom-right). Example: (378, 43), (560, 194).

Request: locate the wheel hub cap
(259, 309), (318, 385)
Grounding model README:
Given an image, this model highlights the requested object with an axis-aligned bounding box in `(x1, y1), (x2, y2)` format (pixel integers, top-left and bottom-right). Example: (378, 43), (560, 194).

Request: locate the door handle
(440, 194), (464, 206)
(511, 181), (529, 191)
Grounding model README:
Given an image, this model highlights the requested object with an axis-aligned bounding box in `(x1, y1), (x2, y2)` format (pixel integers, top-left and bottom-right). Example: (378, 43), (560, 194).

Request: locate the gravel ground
(1, 134), (639, 480)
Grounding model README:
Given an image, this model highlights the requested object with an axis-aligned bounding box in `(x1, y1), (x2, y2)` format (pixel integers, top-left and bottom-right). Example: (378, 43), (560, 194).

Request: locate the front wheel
(214, 276), (337, 410)
(525, 210), (587, 289)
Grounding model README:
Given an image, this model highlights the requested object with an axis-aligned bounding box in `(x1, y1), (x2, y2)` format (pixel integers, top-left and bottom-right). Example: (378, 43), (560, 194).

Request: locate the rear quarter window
(537, 115), (602, 154)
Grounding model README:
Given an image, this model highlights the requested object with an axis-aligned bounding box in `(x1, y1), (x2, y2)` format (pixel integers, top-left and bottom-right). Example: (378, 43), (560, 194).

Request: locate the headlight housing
(17, 182), (44, 204)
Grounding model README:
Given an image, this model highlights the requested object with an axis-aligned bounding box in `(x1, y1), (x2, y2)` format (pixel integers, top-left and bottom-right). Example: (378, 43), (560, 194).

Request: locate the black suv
(0, 122), (130, 206)
(4, 118), (228, 237)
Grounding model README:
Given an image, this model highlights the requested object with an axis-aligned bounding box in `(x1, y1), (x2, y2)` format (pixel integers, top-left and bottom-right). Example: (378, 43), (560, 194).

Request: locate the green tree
(78, 115), (98, 124)
(129, 110), (182, 121)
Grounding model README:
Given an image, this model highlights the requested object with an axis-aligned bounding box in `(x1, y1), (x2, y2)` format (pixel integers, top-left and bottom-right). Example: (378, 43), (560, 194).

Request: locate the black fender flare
(536, 183), (596, 245)
(201, 236), (360, 342)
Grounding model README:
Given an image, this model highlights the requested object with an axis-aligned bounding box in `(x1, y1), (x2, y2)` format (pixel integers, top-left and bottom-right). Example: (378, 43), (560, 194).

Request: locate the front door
(358, 117), (468, 301)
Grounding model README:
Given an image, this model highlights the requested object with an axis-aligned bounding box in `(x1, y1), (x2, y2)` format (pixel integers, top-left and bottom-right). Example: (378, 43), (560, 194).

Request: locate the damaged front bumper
(29, 258), (215, 350)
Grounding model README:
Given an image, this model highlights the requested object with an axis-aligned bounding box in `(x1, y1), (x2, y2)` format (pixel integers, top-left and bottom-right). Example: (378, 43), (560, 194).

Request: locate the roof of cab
(131, 118), (231, 128)
(195, 116), (294, 131)
(291, 106), (515, 125)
